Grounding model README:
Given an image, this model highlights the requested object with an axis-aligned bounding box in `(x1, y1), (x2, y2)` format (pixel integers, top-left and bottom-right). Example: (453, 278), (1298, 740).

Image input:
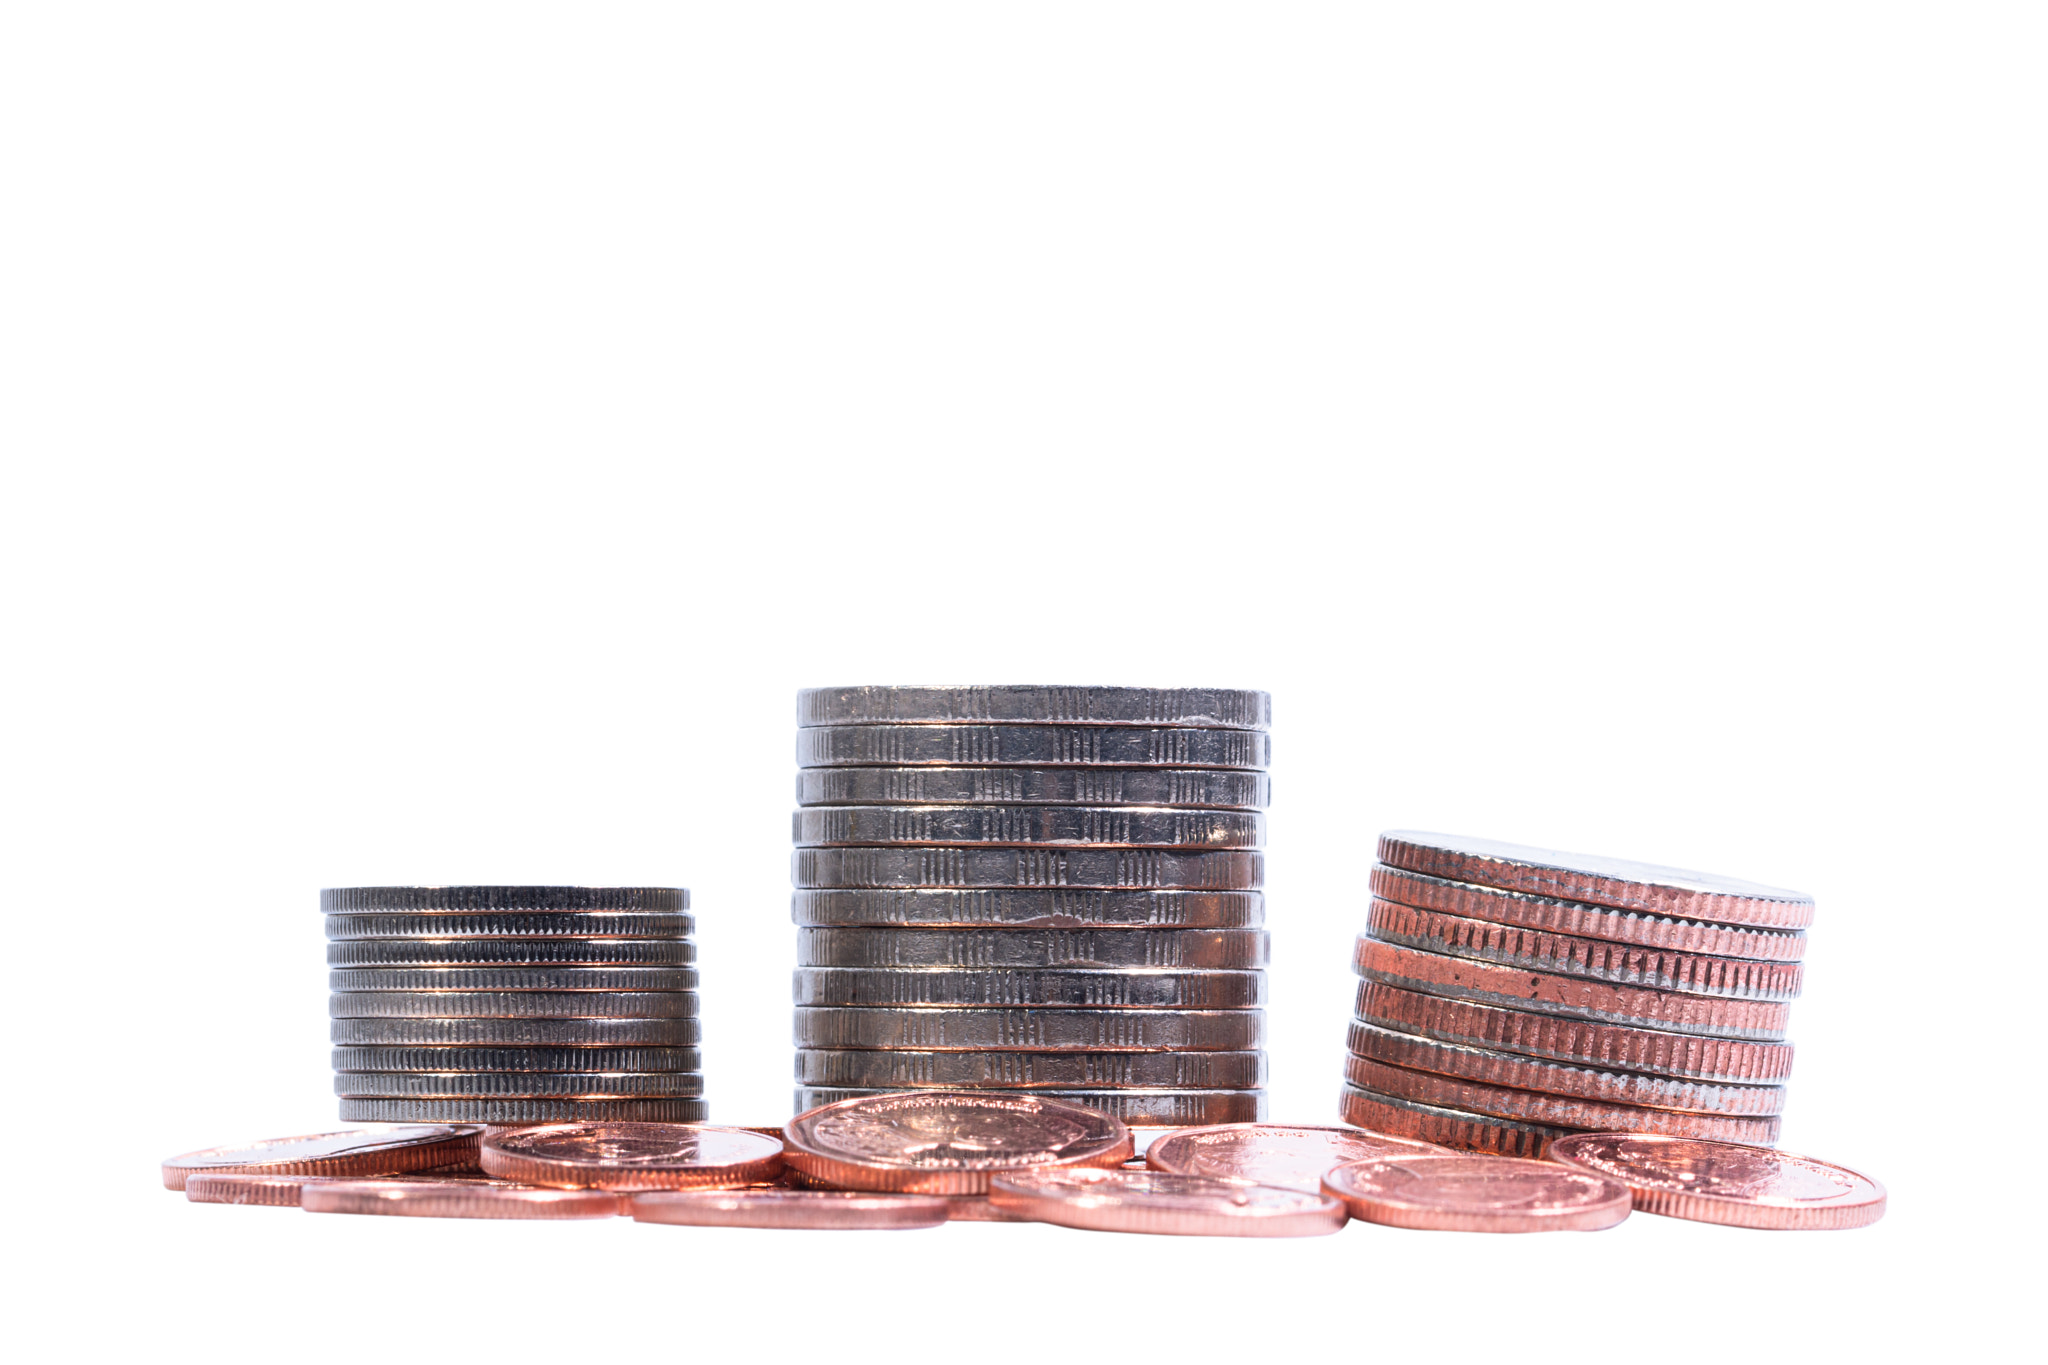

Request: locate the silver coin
(334, 1071), (706, 1099)
(793, 847), (1262, 890)
(792, 888), (1264, 929)
(798, 726), (1269, 770)
(332, 1046), (702, 1073)
(340, 1097), (709, 1124)
(330, 1016), (703, 1047)
(322, 887), (688, 914)
(794, 805), (1264, 849)
(798, 686), (1270, 730)
(797, 766), (1269, 810)
(793, 1007), (1266, 1052)
(329, 967), (699, 993)
(796, 927), (1269, 970)
(327, 939), (696, 968)
(793, 967), (1266, 1009)
(329, 991), (699, 1019)
(324, 912), (697, 940)
(794, 1087), (1266, 1126)
(796, 1049), (1267, 1090)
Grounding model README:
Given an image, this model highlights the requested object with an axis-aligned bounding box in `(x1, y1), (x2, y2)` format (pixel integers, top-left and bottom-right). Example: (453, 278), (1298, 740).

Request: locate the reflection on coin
(330, 1016), (703, 1048)
(796, 1087), (1266, 1127)
(797, 686), (1271, 730)
(1321, 1152), (1632, 1233)
(797, 767), (1269, 811)
(161, 1125), (481, 1191)
(301, 1179), (624, 1219)
(794, 847), (1262, 891)
(794, 1007), (1266, 1053)
(795, 967), (1265, 1009)
(328, 939), (697, 968)
(329, 966), (699, 993)
(988, 1167), (1345, 1237)
(798, 725), (1269, 770)
(479, 1123), (785, 1191)
(324, 911), (697, 940)
(1547, 1133), (1886, 1230)
(1145, 1123), (1443, 1192)
(329, 991), (699, 1019)
(795, 806), (1265, 849)
(797, 927), (1269, 970)
(942, 1195), (1029, 1222)
(339, 1097), (709, 1124)
(334, 1071), (706, 1100)
(322, 887), (689, 914)
(630, 1188), (949, 1230)
(793, 888), (1264, 929)
(332, 1046), (702, 1074)
(782, 1091), (1133, 1195)
(1338, 1083), (1569, 1158)
(796, 1049), (1266, 1090)
(184, 1170), (485, 1207)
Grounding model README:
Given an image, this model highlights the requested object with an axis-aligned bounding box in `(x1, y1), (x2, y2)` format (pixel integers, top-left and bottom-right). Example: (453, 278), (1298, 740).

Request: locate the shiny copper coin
(1339, 1083), (1572, 1158)
(301, 1179), (623, 1218)
(783, 1091), (1133, 1195)
(160, 1125), (481, 1191)
(988, 1167), (1346, 1237)
(479, 1123), (784, 1191)
(1547, 1133), (1886, 1230)
(795, 1048), (1265, 1090)
(1145, 1123), (1444, 1192)
(1354, 938), (1790, 1040)
(794, 1086), (1265, 1127)
(184, 1170), (488, 1207)
(1322, 1152), (1632, 1232)
(631, 1188), (949, 1229)
(943, 1194), (1029, 1221)
(1376, 832), (1813, 931)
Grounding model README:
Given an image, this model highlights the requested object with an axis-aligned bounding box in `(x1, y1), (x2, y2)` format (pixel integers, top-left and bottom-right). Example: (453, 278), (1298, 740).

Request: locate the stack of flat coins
(325, 886), (707, 1124)
(790, 685), (1272, 1129)
(1340, 832), (1810, 1156)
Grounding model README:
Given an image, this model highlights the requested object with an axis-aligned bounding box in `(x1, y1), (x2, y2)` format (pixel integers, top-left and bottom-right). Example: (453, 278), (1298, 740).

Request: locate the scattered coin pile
(790, 686), (1272, 1127)
(1342, 832), (1812, 1156)
(325, 886), (707, 1123)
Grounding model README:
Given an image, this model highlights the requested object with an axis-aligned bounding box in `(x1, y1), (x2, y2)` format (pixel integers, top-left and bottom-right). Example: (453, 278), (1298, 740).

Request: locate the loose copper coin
(301, 1179), (624, 1218)
(988, 1167), (1346, 1237)
(630, 1189), (949, 1229)
(1145, 1123), (1444, 1192)
(184, 1170), (488, 1207)
(794, 1086), (1265, 1126)
(1376, 832), (1814, 931)
(1339, 1083), (1571, 1158)
(1547, 1133), (1886, 1230)
(1354, 938), (1790, 1040)
(479, 1123), (784, 1191)
(1322, 1152), (1632, 1233)
(783, 1091), (1133, 1195)
(160, 1125), (481, 1191)
(943, 1195), (1029, 1222)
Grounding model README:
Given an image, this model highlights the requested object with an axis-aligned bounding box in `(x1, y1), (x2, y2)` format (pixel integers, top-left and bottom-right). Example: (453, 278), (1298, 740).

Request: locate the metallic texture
(324, 912), (696, 940)
(794, 1048), (1266, 1090)
(797, 766), (1268, 810)
(631, 1189), (950, 1230)
(798, 725), (1269, 770)
(331, 1046), (701, 1073)
(793, 847), (1263, 890)
(797, 686), (1270, 729)
(794, 967), (1266, 1009)
(782, 1091), (1134, 1195)
(338, 1097), (709, 1123)
(322, 887), (688, 914)
(329, 1016), (702, 1047)
(160, 1125), (481, 1191)
(792, 888), (1264, 929)
(1546, 1133), (1885, 1230)
(794, 805), (1264, 849)
(988, 1167), (1345, 1237)
(327, 938), (696, 967)
(1321, 1152), (1632, 1233)
(479, 1123), (785, 1191)
(792, 1006), (1264, 1053)
(329, 991), (699, 1019)
(796, 927), (1269, 970)
(1144, 1123), (1444, 1193)
(795, 1087), (1267, 1126)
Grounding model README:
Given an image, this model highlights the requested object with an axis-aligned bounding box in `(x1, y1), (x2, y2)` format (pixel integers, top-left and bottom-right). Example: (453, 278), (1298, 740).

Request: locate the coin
(1321, 1152), (1633, 1233)
(339, 1097), (709, 1123)
(1355, 980), (1793, 1083)
(795, 806), (1265, 849)
(334, 1071), (706, 1099)
(797, 686), (1271, 729)
(1376, 833), (1814, 931)
(987, 1167), (1345, 1237)
(794, 967), (1266, 1009)
(630, 1188), (950, 1229)
(1144, 1123), (1444, 1192)
(301, 1179), (625, 1219)
(795, 1049), (1266, 1090)
(328, 939), (697, 968)
(332, 1046), (702, 1073)
(184, 1171), (517, 1207)
(329, 966), (700, 993)
(1369, 865), (1804, 962)
(1345, 1020), (1785, 1116)
(792, 888), (1265, 928)
(794, 847), (1263, 890)
(160, 1125), (481, 1191)
(1546, 1133), (1885, 1230)
(324, 911), (697, 942)
(797, 767), (1269, 810)
(1341, 1054), (1782, 1145)
(1367, 899), (1802, 1000)
(329, 1016), (703, 1047)
(796, 927), (1269, 970)
(1337, 1083), (1568, 1158)
(793, 1006), (1265, 1052)
(1353, 938), (1790, 1040)
(942, 1195), (1029, 1222)
(782, 1091), (1134, 1195)
(329, 991), (699, 1019)
(322, 887), (689, 914)
(479, 1123), (784, 1190)
(798, 725), (1270, 770)
(795, 1087), (1266, 1126)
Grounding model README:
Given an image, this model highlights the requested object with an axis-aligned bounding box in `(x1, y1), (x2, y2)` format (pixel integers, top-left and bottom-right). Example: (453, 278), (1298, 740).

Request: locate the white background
(3, 4), (2040, 1360)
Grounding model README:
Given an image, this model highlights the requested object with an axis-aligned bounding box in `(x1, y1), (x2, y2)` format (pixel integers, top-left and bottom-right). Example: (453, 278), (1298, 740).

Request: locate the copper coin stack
(1339, 832), (1811, 1157)
(325, 886), (707, 1123)
(791, 686), (1271, 1129)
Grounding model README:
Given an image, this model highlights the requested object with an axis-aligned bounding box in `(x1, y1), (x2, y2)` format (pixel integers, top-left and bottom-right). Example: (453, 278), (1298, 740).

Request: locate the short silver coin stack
(325, 886), (707, 1123)
(790, 686), (1271, 1130)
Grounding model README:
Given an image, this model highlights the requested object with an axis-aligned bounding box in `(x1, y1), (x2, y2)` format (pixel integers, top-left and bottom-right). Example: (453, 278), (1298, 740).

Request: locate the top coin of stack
(1340, 832), (1810, 1157)
(791, 686), (1272, 1129)
(325, 886), (707, 1124)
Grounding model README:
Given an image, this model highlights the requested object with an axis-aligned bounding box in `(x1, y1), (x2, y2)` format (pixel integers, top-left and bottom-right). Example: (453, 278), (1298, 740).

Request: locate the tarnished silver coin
(328, 939), (696, 968)
(325, 912), (697, 940)
(329, 991), (699, 1019)
(797, 766), (1269, 810)
(329, 966), (699, 993)
(794, 1006), (1265, 1053)
(795, 1049), (1267, 1090)
(795, 805), (1264, 849)
(796, 1087), (1266, 1126)
(793, 847), (1262, 890)
(798, 686), (1270, 730)
(339, 1097), (709, 1124)
(330, 1016), (703, 1047)
(334, 1070), (706, 1099)
(796, 927), (1269, 971)
(792, 888), (1264, 929)
(798, 725), (1269, 770)
(322, 887), (688, 914)
(331, 1046), (702, 1073)
(794, 967), (1266, 1009)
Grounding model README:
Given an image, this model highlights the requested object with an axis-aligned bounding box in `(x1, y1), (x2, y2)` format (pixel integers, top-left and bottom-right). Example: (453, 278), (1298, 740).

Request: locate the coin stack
(1340, 833), (1810, 1157)
(325, 886), (707, 1123)
(790, 686), (1272, 1129)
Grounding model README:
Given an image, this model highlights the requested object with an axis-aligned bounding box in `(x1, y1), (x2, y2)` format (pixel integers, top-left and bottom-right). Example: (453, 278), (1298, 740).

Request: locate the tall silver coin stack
(790, 686), (1272, 1129)
(325, 886), (708, 1123)
(1340, 832), (1810, 1156)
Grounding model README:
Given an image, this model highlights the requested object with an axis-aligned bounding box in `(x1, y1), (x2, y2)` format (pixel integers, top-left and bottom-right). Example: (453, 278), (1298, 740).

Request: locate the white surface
(4, 5), (2039, 1360)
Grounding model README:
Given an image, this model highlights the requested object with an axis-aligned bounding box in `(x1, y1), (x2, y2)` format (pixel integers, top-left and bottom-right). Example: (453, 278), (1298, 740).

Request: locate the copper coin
(1369, 865), (1805, 962)
(1145, 1123), (1444, 1192)
(478, 1122), (783, 1190)
(182, 1169), (485, 1207)
(1355, 979), (1795, 1084)
(794, 1086), (1265, 1127)
(1322, 1152), (1632, 1232)
(1354, 938), (1790, 1040)
(942, 1194), (1030, 1221)
(1346, 1020), (1787, 1116)
(1376, 832), (1813, 931)
(160, 1125), (481, 1191)
(988, 1167), (1346, 1237)
(301, 1179), (623, 1218)
(631, 1188), (949, 1229)
(1366, 899), (1803, 1000)
(1547, 1133), (1886, 1230)
(1339, 1083), (1574, 1158)
(784, 1091), (1133, 1195)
